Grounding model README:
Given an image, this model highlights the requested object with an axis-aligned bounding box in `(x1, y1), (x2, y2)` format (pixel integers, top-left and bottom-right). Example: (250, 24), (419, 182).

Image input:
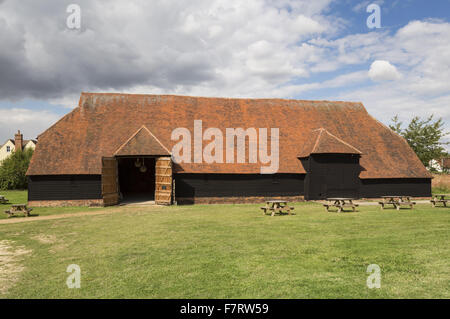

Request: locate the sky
(0, 0), (449, 148)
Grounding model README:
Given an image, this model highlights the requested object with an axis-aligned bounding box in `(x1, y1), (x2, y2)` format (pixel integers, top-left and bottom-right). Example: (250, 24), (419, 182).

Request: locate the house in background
(429, 157), (450, 172)
(0, 130), (37, 164)
(445, 158), (450, 171)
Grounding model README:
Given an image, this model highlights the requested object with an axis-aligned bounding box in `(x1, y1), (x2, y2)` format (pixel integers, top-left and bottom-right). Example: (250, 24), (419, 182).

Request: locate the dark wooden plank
(102, 157), (119, 206)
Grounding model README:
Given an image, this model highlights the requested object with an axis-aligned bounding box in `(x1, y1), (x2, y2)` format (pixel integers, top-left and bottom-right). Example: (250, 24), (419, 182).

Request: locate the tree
(0, 148), (34, 190)
(389, 115), (449, 169)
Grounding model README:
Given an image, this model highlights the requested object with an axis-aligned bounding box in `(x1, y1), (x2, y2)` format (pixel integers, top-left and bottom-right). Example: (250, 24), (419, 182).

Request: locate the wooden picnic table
(4, 203), (32, 218)
(260, 200), (294, 216)
(323, 198), (359, 213)
(430, 194), (450, 207)
(379, 196), (416, 210)
(0, 195), (9, 204)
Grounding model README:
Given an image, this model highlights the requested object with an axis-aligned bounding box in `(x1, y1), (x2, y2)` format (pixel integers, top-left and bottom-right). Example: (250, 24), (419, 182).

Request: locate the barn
(26, 93), (432, 206)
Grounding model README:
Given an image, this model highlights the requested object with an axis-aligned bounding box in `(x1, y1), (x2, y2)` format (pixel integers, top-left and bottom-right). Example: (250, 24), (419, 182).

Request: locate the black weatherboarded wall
(27, 173), (431, 203)
(175, 174), (305, 199)
(28, 175), (102, 201)
(360, 178), (431, 198)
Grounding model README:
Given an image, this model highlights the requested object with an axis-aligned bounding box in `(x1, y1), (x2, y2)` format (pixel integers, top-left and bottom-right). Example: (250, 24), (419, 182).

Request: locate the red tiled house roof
(297, 128), (362, 158)
(443, 158), (450, 169)
(27, 93), (431, 179)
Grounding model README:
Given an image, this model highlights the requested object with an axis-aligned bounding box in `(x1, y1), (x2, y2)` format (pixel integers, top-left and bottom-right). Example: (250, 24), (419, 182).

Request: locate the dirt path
(0, 208), (120, 225)
(0, 204), (168, 225)
(0, 240), (31, 295)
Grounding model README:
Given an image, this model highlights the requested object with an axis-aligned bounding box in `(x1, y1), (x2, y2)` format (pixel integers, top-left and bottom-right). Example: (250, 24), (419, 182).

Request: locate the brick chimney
(14, 130), (23, 152)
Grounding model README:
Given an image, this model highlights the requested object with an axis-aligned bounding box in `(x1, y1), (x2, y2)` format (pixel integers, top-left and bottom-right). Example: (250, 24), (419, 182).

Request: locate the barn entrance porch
(101, 156), (173, 206)
(101, 126), (173, 206)
(297, 128), (363, 200)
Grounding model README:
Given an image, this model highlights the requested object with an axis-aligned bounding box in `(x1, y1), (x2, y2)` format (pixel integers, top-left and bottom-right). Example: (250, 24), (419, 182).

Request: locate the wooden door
(307, 154), (360, 199)
(155, 157), (172, 205)
(102, 157), (119, 206)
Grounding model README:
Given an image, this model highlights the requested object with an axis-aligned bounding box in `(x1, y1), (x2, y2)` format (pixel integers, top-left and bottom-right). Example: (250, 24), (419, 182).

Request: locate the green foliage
(0, 148), (34, 190)
(389, 115), (449, 168)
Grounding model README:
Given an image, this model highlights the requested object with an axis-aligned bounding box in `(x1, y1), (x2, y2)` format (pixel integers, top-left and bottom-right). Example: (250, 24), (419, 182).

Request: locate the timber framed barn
(26, 93), (432, 206)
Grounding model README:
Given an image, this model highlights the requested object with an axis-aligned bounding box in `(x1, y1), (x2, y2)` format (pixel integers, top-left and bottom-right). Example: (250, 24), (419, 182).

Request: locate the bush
(0, 148), (34, 190)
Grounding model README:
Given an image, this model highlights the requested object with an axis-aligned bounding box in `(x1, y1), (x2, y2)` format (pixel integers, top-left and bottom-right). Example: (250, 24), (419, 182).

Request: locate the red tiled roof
(297, 128), (362, 158)
(27, 93), (432, 179)
(115, 126), (171, 156)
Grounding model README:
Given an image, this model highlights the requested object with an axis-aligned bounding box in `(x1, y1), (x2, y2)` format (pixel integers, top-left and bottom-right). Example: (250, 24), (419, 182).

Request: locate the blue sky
(331, 0), (450, 35)
(0, 0), (449, 149)
(291, 0), (450, 100)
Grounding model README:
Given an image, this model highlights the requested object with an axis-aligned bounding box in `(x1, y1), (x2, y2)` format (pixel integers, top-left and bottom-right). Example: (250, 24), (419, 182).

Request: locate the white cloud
(0, 108), (61, 141)
(297, 19), (450, 143)
(368, 60), (401, 81)
(0, 2), (447, 102)
(0, 2), (449, 145)
(336, 84), (450, 152)
(0, 0), (335, 100)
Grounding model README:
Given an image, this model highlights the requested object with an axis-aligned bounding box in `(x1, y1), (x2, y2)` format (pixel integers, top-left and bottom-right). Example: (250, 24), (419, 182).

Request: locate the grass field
(0, 192), (449, 298)
(0, 190), (105, 220)
(432, 174), (450, 195)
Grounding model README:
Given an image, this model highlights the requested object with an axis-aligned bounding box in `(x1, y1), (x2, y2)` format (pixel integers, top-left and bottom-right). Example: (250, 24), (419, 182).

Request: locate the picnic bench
(430, 194), (449, 207)
(323, 198), (359, 213)
(0, 195), (10, 204)
(4, 204), (33, 218)
(260, 200), (294, 216)
(379, 196), (416, 210)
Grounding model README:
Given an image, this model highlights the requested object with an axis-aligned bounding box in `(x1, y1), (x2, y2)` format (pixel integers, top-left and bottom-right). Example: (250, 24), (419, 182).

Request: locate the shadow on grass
(2, 213), (40, 219)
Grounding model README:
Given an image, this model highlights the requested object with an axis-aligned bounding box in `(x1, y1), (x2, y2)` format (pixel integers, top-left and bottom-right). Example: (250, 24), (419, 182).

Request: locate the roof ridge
(79, 92), (366, 107)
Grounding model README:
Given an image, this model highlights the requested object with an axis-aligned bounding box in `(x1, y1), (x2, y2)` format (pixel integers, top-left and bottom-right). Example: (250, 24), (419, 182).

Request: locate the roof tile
(115, 126), (171, 156)
(27, 93), (431, 179)
(298, 128), (362, 157)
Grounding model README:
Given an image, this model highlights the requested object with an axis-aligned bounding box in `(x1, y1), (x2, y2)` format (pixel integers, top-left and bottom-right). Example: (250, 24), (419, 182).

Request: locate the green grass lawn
(0, 196), (449, 298)
(0, 190), (104, 220)
(432, 186), (450, 195)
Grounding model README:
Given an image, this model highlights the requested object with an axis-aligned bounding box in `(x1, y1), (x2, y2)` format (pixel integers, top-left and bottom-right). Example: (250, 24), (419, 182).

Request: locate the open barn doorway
(117, 157), (156, 204)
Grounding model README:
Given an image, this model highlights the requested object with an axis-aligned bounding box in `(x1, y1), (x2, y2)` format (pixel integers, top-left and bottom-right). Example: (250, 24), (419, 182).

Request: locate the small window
(6, 146), (10, 152)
